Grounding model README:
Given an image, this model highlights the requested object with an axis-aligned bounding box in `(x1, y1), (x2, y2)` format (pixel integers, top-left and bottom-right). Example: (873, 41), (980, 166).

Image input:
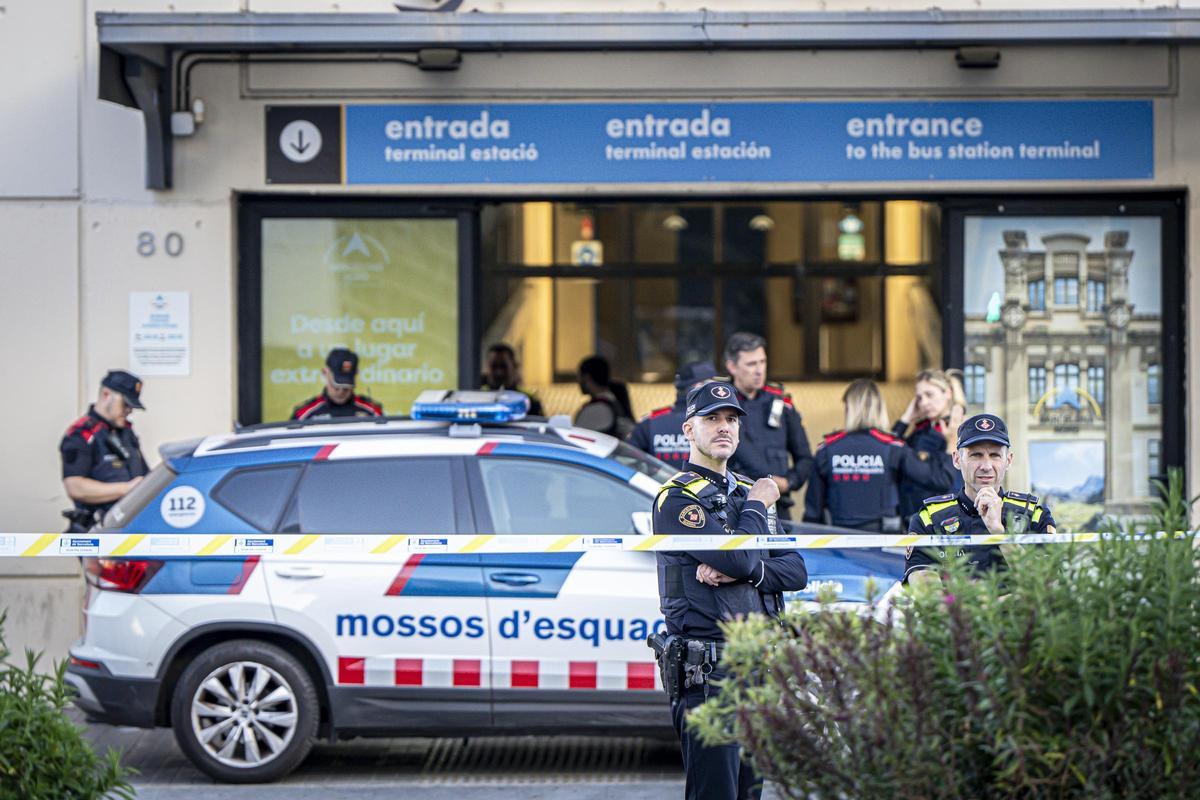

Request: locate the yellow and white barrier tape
(0, 531), (1191, 560)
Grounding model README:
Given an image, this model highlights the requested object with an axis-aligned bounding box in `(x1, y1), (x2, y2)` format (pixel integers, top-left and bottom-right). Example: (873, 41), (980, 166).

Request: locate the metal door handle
(273, 565), (325, 580)
(489, 572), (540, 586)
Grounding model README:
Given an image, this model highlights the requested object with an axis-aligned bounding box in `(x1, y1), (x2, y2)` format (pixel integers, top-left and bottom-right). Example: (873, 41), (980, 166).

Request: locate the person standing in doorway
(724, 332), (814, 520)
(291, 348), (383, 420)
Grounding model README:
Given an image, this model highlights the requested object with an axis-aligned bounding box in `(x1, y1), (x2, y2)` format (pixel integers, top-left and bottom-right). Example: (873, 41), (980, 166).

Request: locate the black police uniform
(627, 362), (718, 467)
(891, 418), (964, 524)
(290, 392), (383, 420)
(904, 488), (1056, 582)
(652, 383), (808, 800)
(904, 412), (1056, 582)
(804, 427), (958, 531)
(727, 383), (814, 521)
(60, 405), (148, 531)
(292, 347), (383, 420)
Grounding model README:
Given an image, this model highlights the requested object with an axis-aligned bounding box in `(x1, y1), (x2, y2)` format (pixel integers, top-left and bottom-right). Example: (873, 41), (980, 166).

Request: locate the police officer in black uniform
(627, 361), (718, 466)
(805, 379), (958, 531)
(651, 382), (809, 800)
(291, 348), (383, 420)
(905, 413), (1056, 584)
(60, 370), (149, 532)
(722, 332), (814, 521)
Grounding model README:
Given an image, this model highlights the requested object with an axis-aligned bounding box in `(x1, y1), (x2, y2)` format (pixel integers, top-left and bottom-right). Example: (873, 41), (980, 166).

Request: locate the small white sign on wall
(129, 291), (191, 376)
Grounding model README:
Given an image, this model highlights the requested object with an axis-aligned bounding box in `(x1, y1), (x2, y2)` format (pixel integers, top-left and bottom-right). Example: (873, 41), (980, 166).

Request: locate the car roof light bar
(411, 390), (530, 423)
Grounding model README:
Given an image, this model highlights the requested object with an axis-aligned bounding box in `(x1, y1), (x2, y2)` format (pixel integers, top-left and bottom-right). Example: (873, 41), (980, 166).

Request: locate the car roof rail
(238, 414), (413, 432)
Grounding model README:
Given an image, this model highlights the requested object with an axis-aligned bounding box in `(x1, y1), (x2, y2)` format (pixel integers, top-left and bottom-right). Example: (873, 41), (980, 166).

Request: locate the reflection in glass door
(961, 214), (1165, 528)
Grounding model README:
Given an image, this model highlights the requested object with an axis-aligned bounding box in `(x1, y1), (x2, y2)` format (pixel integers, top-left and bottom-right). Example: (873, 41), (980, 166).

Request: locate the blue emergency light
(410, 390), (531, 423)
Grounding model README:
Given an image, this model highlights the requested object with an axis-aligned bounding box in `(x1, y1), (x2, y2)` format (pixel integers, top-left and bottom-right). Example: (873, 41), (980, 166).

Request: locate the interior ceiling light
(663, 214), (689, 232)
(749, 214), (775, 232)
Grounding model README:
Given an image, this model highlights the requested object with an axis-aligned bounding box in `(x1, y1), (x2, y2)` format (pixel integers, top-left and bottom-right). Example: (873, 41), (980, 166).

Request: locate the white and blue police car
(66, 391), (903, 783)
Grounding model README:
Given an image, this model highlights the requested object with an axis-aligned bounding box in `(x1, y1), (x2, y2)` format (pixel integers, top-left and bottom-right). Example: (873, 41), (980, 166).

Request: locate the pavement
(78, 708), (698, 799)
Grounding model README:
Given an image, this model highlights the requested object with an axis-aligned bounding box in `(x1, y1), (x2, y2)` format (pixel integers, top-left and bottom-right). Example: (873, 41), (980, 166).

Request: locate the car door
(264, 454), (491, 734)
(466, 454), (667, 733)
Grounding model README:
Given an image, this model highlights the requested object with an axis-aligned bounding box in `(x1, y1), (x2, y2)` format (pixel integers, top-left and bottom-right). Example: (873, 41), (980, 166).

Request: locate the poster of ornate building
(963, 216), (1162, 527)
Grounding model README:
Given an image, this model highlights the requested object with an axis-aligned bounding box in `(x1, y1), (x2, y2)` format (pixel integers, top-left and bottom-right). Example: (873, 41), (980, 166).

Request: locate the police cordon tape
(0, 531), (1194, 559)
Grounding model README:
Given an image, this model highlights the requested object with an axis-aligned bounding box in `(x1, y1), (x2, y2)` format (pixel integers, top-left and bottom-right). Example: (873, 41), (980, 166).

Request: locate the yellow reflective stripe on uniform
(1032, 507), (1043, 523)
(683, 479), (709, 495)
(919, 499), (957, 527)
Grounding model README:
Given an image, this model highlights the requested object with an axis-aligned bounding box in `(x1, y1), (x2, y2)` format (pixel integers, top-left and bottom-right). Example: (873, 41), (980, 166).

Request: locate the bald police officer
(60, 370), (149, 532)
(652, 381), (808, 800)
(906, 413), (1056, 584)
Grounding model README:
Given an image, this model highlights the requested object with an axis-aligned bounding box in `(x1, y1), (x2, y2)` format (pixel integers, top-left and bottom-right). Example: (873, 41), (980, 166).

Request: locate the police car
(66, 391), (902, 783)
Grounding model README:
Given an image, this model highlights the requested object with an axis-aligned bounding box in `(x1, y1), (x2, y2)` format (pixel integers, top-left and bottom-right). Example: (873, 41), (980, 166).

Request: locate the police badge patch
(941, 517), (961, 533)
(679, 504), (706, 528)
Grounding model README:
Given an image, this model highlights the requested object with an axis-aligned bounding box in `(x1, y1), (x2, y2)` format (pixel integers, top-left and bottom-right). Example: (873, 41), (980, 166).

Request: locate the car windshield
(100, 463), (176, 530)
(609, 441), (677, 484)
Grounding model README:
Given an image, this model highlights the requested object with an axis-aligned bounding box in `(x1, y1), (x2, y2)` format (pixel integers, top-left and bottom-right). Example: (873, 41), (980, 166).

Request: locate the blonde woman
(804, 379), (957, 532)
(893, 369), (968, 523)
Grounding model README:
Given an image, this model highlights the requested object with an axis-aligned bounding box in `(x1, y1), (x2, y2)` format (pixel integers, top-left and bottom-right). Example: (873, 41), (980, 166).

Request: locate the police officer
(905, 413), (1057, 585)
(60, 370), (149, 532)
(627, 361), (718, 466)
(891, 368), (967, 525)
(481, 342), (544, 417)
(722, 332), (814, 520)
(652, 382), (808, 800)
(291, 348), (383, 420)
(805, 379), (958, 532)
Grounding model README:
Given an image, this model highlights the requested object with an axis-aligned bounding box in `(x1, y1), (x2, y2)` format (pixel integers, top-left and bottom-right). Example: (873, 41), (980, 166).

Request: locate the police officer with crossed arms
(651, 381), (808, 800)
(906, 412), (1056, 585)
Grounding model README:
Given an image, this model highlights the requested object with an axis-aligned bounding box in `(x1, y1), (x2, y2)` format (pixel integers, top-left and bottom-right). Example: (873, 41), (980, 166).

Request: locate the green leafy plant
(691, 468), (1200, 799)
(0, 614), (134, 800)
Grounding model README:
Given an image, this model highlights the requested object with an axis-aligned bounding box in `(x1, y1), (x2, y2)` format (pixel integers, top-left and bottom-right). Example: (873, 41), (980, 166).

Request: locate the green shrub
(691, 469), (1200, 799)
(0, 615), (134, 800)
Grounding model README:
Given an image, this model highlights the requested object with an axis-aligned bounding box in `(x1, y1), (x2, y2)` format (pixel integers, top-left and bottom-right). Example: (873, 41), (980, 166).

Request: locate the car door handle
(488, 572), (541, 586)
(273, 565), (325, 580)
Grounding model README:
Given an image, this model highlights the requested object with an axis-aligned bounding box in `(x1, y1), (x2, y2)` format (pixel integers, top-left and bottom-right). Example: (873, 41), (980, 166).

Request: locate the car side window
(295, 457), (456, 534)
(477, 458), (647, 535)
(211, 464), (302, 532)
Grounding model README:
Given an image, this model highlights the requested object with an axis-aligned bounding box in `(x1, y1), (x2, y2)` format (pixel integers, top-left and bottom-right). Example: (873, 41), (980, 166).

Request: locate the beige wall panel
(0, 203), (80, 533)
(0, 578), (85, 670)
(80, 203), (235, 461)
(0, 0), (81, 197)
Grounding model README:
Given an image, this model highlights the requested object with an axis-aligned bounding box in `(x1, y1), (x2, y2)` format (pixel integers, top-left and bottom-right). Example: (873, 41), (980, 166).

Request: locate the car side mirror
(631, 511), (653, 536)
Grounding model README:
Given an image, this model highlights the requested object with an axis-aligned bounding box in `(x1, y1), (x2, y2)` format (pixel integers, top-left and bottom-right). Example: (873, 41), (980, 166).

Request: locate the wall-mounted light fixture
(417, 48), (462, 71)
(955, 46), (1001, 69)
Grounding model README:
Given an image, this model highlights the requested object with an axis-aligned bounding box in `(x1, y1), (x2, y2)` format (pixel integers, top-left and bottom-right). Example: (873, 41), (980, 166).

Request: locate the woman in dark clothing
(892, 368), (967, 525)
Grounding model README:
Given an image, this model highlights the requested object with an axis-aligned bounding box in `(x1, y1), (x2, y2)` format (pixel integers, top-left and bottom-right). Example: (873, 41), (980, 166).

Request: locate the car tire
(170, 639), (319, 783)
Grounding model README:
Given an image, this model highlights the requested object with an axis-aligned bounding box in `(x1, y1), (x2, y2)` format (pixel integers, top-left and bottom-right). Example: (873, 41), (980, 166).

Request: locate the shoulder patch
(822, 430), (848, 446)
(922, 493), (956, 505)
(868, 428), (904, 446)
(292, 396), (325, 420)
(678, 504), (706, 529)
(647, 405), (673, 420)
(762, 384), (795, 406)
(1004, 490), (1039, 504)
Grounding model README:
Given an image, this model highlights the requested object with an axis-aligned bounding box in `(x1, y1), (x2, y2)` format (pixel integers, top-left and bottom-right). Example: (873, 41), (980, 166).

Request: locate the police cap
(101, 370), (145, 410)
(673, 360), (718, 390)
(325, 348), (359, 387)
(957, 413), (1010, 448)
(685, 381), (745, 419)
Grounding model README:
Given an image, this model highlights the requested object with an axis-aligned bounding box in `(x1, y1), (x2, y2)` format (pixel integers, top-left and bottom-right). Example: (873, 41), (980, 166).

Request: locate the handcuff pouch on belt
(647, 633), (722, 701)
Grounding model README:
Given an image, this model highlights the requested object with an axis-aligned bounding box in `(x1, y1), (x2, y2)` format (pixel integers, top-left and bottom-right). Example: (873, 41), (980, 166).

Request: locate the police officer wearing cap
(627, 361), (718, 466)
(722, 332), (814, 521)
(805, 379), (958, 532)
(906, 412), (1056, 585)
(652, 381), (808, 800)
(60, 370), (149, 532)
(291, 348), (383, 420)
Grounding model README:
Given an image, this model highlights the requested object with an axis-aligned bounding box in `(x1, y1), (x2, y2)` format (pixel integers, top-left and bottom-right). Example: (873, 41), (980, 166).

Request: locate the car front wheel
(170, 639), (319, 783)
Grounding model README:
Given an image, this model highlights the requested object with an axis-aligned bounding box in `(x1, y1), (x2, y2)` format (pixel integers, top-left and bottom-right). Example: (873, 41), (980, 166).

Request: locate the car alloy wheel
(190, 659), (299, 768)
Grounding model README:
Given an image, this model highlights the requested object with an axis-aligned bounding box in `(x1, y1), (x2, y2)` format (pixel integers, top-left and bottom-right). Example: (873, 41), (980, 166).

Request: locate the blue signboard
(344, 101), (1153, 185)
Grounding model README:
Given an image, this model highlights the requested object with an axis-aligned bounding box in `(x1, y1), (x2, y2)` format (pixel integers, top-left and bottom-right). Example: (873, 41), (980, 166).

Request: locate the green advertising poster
(261, 218), (458, 421)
